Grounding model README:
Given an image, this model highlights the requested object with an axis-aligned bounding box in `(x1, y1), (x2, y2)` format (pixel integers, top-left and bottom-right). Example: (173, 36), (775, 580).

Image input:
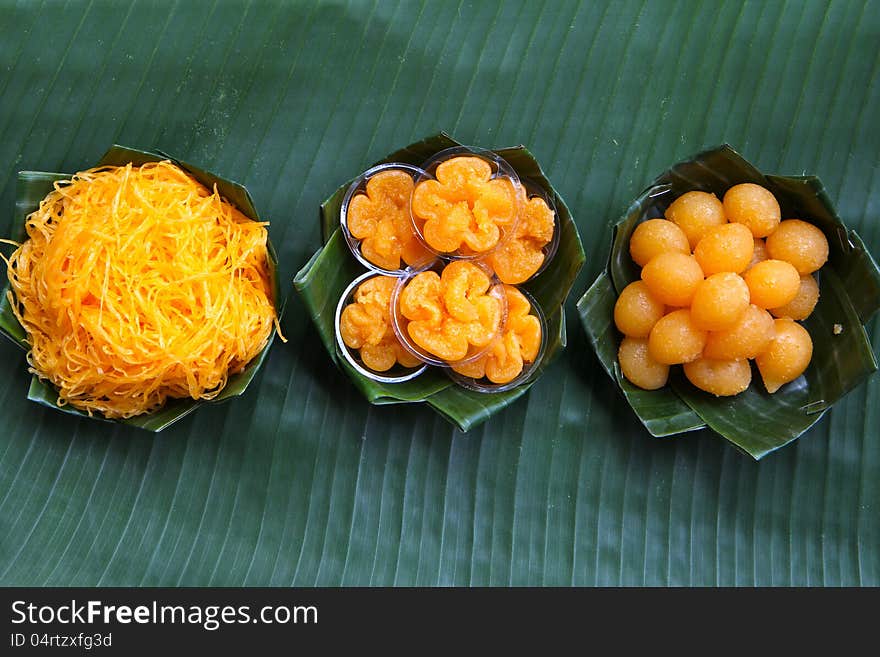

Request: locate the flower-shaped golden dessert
(452, 285), (542, 383)
(411, 156), (518, 254)
(399, 260), (503, 362)
(339, 276), (421, 371)
(346, 169), (433, 270)
(487, 194), (555, 283)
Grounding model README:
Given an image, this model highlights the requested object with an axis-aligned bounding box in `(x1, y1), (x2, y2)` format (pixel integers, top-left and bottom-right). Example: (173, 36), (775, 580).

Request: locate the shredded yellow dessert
(3, 161), (279, 419)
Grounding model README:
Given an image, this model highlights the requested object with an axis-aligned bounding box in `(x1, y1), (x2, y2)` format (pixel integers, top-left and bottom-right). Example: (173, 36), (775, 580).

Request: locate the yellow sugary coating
(487, 195), (555, 284)
(723, 183), (781, 238)
(399, 261), (503, 362)
(683, 357), (752, 397)
(640, 252), (704, 307)
(4, 161), (278, 419)
(613, 281), (666, 338)
(765, 219), (829, 275)
(743, 259), (801, 309)
(747, 238), (769, 270)
(694, 222), (755, 275)
(703, 304), (775, 360)
(628, 218), (690, 267)
(647, 309), (707, 365)
(664, 191), (726, 249)
(690, 272), (750, 331)
(618, 336), (669, 390)
(411, 156), (518, 254)
(339, 276), (422, 372)
(451, 286), (542, 384)
(347, 169), (433, 270)
(756, 318), (813, 393)
(771, 275), (820, 320)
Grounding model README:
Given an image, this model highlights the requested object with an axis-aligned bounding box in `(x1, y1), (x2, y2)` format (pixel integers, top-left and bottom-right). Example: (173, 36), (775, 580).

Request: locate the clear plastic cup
(335, 271), (428, 384)
(390, 259), (508, 368)
(409, 146), (523, 260)
(445, 286), (548, 393)
(488, 178), (561, 285)
(340, 162), (434, 275)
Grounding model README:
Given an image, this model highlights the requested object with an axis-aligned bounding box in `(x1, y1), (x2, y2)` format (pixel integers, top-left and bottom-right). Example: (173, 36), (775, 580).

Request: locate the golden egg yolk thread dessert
(487, 195), (555, 284)
(411, 156), (518, 254)
(3, 161), (280, 419)
(399, 260), (503, 362)
(452, 285), (542, 384)
(346, 169), (433, 270)
(339, 276), (422, 372)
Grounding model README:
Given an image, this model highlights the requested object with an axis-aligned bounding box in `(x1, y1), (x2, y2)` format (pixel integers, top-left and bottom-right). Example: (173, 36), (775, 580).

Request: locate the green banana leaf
(579, 145), (880, 459)
(295, 133), (584, 431)
(0, 146), (282, 432)
(1, 0), (880, 587)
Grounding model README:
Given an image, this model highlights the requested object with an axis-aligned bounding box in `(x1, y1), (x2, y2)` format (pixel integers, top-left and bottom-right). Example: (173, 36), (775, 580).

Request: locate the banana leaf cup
(0, 146), (282, 432)
(294, 133), (586, 432)
(578, 144), (880, 459)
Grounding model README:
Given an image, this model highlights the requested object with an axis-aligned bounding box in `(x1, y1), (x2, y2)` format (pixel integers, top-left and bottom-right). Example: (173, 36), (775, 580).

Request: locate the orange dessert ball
(703, 304), (775, 360)
(770, 275), (820, 320)
(747, 238), (769, 270)
(690, 272), (750, 331)
(664, 190), (726, 248)
(694, 222), (755, 275)
(723, 183), (781, 238)
(683, 357), (752, 397)
(641, 252), (704, 307)
(618, 336), (670, 390)
(765, 219), (829, 274)
(629, 218), (690, 267)
(613, 281), (666, 338)
(743, 259), (801, 309)
(647, 309), (707, 365)
(756, 318), (813, 393)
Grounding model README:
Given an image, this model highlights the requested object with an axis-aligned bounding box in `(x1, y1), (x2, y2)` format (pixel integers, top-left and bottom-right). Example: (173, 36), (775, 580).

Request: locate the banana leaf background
(0, 0), (878, 586)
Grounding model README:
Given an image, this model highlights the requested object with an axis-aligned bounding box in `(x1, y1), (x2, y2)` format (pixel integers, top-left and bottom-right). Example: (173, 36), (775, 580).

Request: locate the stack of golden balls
(614, 183), (828, 397)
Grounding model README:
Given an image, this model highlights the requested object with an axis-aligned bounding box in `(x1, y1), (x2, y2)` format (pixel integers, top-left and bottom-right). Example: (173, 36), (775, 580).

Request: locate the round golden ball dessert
(664, 190), (726, 249)
(628, 218), (690, 267)
(723, 182), (781, 238)
(683, 357), (752, 397)
(690, 272), (750, 331)
(613, 281), (665, 338)
(618, 336), (669, 390)
(616, 181), (825, 399)
(647, 309), (707, 365)
(770, 275), (820, 320)
(693, 222), (754, 275)
(755, 319), (813, 393)
(640, 252), (704, 307)
(765, 219), (829, 275)
(743, 259), (801, 309)
(702, 304), (775, 361)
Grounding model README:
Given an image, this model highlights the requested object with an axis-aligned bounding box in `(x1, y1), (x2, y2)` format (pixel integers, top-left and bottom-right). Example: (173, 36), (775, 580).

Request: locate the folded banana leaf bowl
(0, 146), (282, 432)
(578, 145), (880, 459)
(294, 133), (586, 432)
